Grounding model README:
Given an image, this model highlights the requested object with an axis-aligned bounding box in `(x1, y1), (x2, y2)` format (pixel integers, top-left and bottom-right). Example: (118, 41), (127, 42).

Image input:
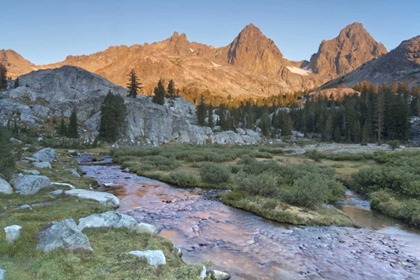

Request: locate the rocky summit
(322, 35), (420, 88)
(308, 22), (387, 79)
(3, 22), (389, 101)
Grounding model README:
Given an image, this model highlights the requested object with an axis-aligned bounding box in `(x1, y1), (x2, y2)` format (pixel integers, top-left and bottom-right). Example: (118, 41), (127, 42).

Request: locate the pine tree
(98, 91), (128, 142)
(167, 79), (176, 97)
(281, 113), (293, 137)
(152, 79), (165, 105)
(14, 77), (19, 88)
(208, 105), (214, 128)
(361, 124), (370, 144)
(259, 109), (270, 137)
(59, 117), (67, 137)
(352, 120), (361, 143)
(0, 63), (7, 91)
(67, 109), (79, 138)
(196, 95), (206, 126)
(127, 69), (142, 98)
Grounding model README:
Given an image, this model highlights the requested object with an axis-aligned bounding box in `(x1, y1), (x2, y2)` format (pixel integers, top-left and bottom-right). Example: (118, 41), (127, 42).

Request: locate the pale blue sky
(4, 0), (420, 65)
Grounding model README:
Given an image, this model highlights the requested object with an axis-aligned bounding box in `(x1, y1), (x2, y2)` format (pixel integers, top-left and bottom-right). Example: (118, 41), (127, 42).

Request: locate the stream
(79, 158), (420, 280)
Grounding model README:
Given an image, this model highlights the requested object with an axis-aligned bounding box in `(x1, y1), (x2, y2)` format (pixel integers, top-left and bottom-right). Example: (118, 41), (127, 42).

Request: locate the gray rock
(33, 161), (52, 169)
(22, 169), (41, 175)
(78, 211), (137, 231)
(23, 156), (39, 162)
(200, 266), (207, 279)
(208, 270), (231, 280)
(9, 137), (22, 144)
(32, 148), (55, 163)
(49, 189), (63, 196)
(67, 149), (77, 155)
(4, 225), (22, 243)
(172, 246), (183, 258)
(133, 223), (157, 234)
(0, 268), (5, 280)
(19, 204), (33, 210)
(0, 177), (13, 194)
(11, 174), (51, 195)
(66, 168), (80, 177)
(65, 189), (119, 207)
(36, 218), (92, 253)
(129, 250), (166, 266)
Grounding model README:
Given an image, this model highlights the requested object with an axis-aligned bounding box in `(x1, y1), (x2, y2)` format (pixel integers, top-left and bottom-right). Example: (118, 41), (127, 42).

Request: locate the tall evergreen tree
(281, 113), (293, 137)
(208, 105), (214, 128)
(0, 63), (7, 91)
(152, 79), (165, 105)
(167, 79), (176, 97)
(67, 109), (79, 138)
(14, 77), (19, 88)
(59, 117), (67, 137)
(196, 95), (206, 126)
(127, 69), (142, 98)
(98, 91), (128, 142)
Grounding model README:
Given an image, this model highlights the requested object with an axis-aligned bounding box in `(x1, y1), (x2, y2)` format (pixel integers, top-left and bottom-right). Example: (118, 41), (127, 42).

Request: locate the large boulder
(78, 211), (137, 231)
(4, 225), (22, 243)
(11, 174), (51, 195)
(65, 189), (119, 207)
(134, 223), (157, 234)
(0, 268), (5, 280)
(129, 250), (166, 266)
(32, 148), (56, 163)
(0, 177), (13, 194)
(36, 219), (92, 253)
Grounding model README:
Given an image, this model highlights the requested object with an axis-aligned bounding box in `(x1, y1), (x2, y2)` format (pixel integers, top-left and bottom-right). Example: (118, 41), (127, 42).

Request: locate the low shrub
(168, 172), (197, 187)
(234, 171), (280, 197)
(200, 162), (230, 184)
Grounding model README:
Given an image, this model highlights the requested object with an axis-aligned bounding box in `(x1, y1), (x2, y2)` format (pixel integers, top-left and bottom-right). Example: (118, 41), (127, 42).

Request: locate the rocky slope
(308, 22), (387, 80)
(0, 66), (260, 145)
(0, 49), (37, 79)
(321, 35), (420, 88)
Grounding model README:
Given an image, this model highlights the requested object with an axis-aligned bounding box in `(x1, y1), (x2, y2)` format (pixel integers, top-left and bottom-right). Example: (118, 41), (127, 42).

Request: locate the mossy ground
(0, 149), (204, 280)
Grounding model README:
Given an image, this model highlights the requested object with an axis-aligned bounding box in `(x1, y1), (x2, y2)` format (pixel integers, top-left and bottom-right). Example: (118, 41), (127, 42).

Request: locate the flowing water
(79, 158), (420, 279)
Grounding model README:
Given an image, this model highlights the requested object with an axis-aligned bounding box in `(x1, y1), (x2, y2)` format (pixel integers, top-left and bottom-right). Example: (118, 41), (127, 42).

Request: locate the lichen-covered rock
(32, 148), (55, 163)
(0, 178), (13, 194)
(78, 211), (137, 231)
(11, 174), (51, 195)
(65, 189), (119, 207)
(36, 219), (92, 253)
(129, 250), (166, 266)
(133, 223), (157, 234)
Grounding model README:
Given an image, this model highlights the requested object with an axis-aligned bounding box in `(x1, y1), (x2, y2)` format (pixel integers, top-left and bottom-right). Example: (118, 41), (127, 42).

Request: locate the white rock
(19, 204), (32, 210)
(65, 189), (119, 207)
(51, 182), (75, 189)
(0, 268), (5, 280)
(0, 177), (13, 194)
(78, 211), (137, 231)
(200, 265), (207, 279)
(129, 250), (166, 266)
(33, 161), (52, 169)
(49, 189), (63, 196)
(209, 270), (231, 280)
(133, 223), (157, 234)
(4, 225), (22, 243)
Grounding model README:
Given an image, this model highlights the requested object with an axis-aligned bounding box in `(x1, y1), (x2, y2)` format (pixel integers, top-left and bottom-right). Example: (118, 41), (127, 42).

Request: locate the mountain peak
(170, 31), (187, 43)
(308, 22), (387, 78)
(225, 23), (285, 77)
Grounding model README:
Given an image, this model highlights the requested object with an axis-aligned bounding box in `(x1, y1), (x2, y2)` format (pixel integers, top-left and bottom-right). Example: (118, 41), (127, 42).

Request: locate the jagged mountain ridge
(308, 22), (387, 79)
(321, 35), (420, 89)
(3, 23), (388, 100)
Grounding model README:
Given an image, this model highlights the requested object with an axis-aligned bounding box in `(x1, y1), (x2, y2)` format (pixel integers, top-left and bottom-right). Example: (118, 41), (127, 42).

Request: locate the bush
(168, 172), (197, 187)
(0, 127), (16, 180)
(200, 163), (230, 184)
(388, 140), (400, 150)
(281, 173), (344, 207)
(234, 171), (279, 197)
(306, 150), (324, 162)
